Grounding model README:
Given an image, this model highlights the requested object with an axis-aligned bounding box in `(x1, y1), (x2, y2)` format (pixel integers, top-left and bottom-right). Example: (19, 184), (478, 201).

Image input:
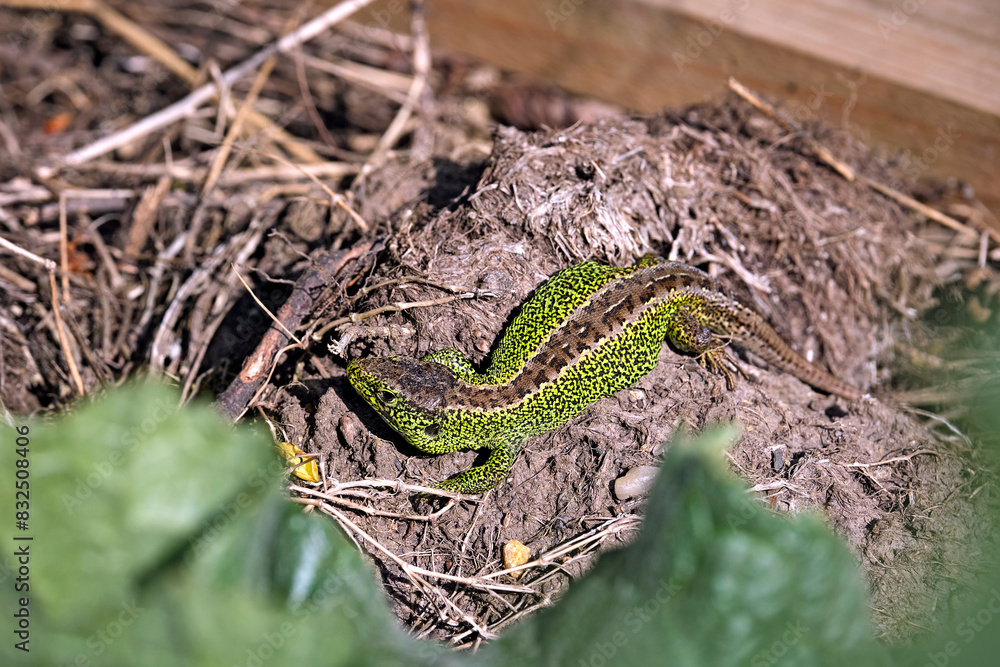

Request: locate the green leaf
(478, 428), (890, 667)
(0, 383), (437, 667)
(0, 385), (894, 667)
(1, 382), (277, 625)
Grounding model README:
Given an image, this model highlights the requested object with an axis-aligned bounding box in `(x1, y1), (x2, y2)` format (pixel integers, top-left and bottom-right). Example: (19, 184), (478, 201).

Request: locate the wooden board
(353, 0), (1000, 222)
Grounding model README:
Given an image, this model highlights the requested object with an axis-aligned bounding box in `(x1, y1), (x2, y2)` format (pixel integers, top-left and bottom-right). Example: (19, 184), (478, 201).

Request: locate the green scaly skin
(346, 255), (860, 494)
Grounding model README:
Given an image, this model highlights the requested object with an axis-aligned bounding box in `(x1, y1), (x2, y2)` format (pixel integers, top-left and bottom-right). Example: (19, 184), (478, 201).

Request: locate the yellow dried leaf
(277, 441), (321, 483)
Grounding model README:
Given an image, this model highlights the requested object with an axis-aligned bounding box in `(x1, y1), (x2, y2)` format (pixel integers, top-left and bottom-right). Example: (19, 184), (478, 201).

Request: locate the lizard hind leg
(699, 342), (737, 390)
(666, 304), (737, 390)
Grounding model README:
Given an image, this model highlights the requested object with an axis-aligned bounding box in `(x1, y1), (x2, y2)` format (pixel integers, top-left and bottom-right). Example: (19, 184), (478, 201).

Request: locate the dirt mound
(1, 4), (993, 644)
(285, 103), (993, 641)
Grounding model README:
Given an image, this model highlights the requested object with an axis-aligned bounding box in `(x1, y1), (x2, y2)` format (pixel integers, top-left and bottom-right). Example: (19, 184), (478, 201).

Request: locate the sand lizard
(347, 255), (861, 494)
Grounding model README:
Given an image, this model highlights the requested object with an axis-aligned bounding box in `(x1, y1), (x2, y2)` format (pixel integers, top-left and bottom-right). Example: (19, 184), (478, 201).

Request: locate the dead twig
(77, 160), (360, 185)
(150, 207), (272, 377)
(236, 145), (370, 232)
(451, 514), (642, 643)
(4, 0), (321, 163)
(319, 502), (529, 614)
(309, 477), (479, 501)
(302, 53), (412, 102)
(0, 235), (57, 272)
(728, 77), (855, 181)
(58, 194), (69, 305)
(319, 294), (481, 337)
(290, 484), (460, 522)
(233, 265), (302, 346)
(369, 0), (430, 159)
(48, 272), (84, 396)
(176, 216), (278, 403)
(216, 240), (381, 422)
(200, 51), (278, 198)
(40, 0), (380, 171)
(349, 276), (491, 302)
(727, 77), (1000, 246)
(841, 450), (941, 468)
(124, 177), (171, 258)
(480, 514), (641, 580)
(858, 175), (1000, 245)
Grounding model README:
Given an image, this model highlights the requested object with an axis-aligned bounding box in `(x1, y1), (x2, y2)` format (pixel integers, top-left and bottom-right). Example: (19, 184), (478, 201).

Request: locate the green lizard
(347, 255), (861, 494)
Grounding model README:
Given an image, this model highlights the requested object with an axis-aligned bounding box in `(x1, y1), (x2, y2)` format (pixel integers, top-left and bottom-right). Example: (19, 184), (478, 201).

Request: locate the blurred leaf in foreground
(1, 385), (901, 667)
(480, 428), (889, 667)
(0, 383), (431, 667)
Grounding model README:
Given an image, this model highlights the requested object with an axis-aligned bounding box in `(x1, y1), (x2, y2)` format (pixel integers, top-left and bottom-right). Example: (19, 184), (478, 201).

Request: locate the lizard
(346, 254), (862, 494)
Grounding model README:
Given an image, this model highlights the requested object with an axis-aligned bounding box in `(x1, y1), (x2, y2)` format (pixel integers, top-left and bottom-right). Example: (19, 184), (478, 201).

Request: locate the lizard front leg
(421, 348), (488, 384)
(430, 439), (518, 494)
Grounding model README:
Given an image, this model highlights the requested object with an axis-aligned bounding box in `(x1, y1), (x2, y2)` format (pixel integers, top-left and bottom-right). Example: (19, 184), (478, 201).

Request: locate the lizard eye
(376, 389), (398, 406)
(424, 423), (441, 439)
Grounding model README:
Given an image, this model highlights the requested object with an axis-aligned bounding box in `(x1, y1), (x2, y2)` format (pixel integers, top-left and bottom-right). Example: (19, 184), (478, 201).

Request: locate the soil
(0, 0), (996, 646)
(302, 109), (995, 642)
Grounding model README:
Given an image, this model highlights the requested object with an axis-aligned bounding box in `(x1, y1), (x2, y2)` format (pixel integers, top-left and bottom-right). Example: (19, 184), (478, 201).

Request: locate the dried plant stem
(318, 294), (480, 337)
(0, 235), (57, 272)
(842, 450), (941, 468)
(200, 54), (278, 197)
(320, 503), (533, 595)
(727, 77), (1000, 245)
(369, 0), (430, 159)
(43, 0), (380, 170)
(290, 484), (457, 521)
(48, 272), (84, 396)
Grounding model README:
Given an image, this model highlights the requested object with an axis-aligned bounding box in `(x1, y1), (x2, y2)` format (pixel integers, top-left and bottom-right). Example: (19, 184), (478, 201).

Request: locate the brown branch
(216, 239), (382, 422)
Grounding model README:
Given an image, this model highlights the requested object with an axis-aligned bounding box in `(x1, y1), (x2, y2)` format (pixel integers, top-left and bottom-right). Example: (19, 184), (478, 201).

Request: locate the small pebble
(613, 465), (660, 500)
(771, 447), (785, 471)
(338, 415), (359, 447)
(502, 539), (530, 578)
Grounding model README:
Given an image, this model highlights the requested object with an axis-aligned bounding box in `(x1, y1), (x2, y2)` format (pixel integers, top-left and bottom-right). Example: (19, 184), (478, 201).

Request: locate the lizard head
(346, 355), (457, 452)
